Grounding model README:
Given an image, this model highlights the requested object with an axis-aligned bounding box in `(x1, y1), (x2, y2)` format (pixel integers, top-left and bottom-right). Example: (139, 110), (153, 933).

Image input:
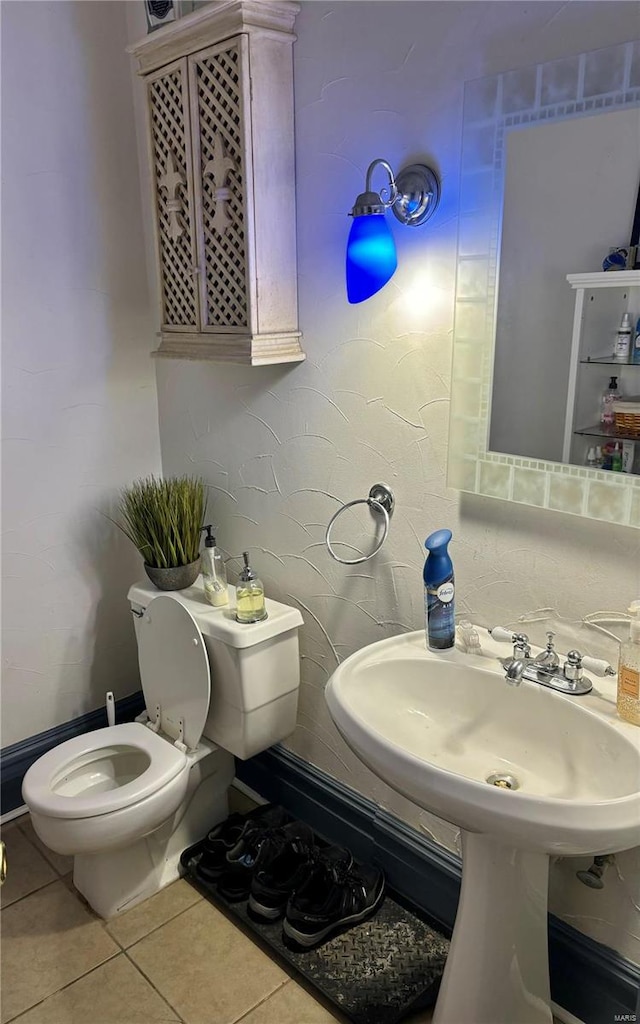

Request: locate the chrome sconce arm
(346, 158), (441, 304)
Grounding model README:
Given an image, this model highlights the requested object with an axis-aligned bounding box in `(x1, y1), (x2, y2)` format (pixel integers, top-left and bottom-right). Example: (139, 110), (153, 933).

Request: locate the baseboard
(0, 691), (146, 814)
(2, 699), (637, 1024)
(236, 744), (640, 1024)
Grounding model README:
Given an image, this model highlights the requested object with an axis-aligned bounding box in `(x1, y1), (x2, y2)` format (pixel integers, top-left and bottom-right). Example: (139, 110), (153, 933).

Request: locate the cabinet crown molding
(128, 0), (300, 76)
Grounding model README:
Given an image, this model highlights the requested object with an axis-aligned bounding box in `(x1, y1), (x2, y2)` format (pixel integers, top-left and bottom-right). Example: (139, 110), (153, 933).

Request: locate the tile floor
(0, 806), (434, 1024)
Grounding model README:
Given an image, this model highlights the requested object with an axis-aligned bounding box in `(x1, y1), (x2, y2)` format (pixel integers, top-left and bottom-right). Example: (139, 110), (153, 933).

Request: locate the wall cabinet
(563, 271), (640, 471)
(130, 1), (304, 365)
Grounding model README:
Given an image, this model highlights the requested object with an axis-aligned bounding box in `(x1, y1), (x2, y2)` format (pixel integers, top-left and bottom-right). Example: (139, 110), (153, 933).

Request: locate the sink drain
(486, 771), (520, 790)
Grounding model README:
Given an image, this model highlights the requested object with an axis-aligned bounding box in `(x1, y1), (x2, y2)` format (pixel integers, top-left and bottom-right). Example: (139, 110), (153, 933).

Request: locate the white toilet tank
(128, 579), (304, 759)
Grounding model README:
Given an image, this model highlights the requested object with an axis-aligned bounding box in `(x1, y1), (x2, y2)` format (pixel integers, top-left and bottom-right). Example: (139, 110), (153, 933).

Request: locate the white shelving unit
(562, 270), (640, 471)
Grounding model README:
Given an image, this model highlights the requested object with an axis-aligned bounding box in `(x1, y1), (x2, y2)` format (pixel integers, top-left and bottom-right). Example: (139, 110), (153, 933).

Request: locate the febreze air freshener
(423, 529), (455, 651)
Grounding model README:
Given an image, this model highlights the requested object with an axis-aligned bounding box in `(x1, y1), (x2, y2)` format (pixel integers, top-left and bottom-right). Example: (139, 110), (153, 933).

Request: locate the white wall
(146, 1), (640, 962)
(1, 1), (162, 747)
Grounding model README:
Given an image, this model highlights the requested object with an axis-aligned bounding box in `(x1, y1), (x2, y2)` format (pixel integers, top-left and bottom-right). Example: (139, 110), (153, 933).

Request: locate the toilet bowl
(22, 581), (303, 918)
(23, 722), (190, 856)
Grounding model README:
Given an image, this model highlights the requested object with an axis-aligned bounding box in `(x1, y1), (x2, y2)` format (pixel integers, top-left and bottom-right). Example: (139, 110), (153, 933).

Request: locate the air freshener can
(423, 529), (455, 651)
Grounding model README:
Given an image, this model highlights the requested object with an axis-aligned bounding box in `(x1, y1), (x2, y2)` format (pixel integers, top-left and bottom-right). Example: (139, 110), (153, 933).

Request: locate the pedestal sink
(325, 631), (640, 1024)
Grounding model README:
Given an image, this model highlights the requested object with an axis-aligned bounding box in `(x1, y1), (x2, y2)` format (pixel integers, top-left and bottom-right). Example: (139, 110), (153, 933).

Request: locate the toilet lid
(137, 595), (211, 750)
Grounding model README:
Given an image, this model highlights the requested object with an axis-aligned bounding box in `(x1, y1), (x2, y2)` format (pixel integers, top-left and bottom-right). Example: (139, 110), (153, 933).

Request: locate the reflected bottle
(235, 551), (267, 623)
(600, 376), (619, 428)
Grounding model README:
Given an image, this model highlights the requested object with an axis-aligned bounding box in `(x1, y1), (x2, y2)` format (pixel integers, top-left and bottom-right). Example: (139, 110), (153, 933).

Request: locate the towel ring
(325, 483), (395, 564)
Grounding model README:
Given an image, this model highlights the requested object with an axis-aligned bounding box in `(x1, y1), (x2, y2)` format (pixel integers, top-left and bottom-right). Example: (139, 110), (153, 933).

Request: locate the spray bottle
(423, 529), (455, 651)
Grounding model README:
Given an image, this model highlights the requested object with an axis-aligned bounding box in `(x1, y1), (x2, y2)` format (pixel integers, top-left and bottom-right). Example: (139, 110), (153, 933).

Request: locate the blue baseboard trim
(236, 745), (640, 1024)
(2, 702), (637, 1023)
(0, 691), (146, 814)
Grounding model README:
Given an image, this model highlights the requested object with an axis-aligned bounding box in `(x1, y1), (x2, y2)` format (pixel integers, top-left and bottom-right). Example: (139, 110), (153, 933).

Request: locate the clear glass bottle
(617, 600), (640, 726)
(201, 525), (228, 607)
(235, 551), (267, 623)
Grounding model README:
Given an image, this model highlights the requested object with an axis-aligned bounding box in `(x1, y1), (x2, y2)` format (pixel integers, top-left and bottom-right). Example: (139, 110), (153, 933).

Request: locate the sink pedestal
(433, 832), (553, 1024)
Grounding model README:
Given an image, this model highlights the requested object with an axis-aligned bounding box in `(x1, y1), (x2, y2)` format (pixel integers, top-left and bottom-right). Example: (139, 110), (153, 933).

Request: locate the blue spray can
(423, 529), (455, 650)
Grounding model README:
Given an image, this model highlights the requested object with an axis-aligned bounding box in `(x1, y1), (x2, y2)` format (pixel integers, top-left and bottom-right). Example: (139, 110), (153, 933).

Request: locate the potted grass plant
(115, 475), (207, 591)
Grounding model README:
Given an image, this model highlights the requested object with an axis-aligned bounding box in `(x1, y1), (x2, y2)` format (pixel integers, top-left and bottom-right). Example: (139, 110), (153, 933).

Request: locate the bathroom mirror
(448, 40), (640, 528)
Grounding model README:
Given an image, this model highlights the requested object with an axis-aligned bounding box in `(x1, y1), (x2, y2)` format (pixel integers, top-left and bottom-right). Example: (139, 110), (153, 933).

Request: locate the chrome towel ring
(325, 483), (395, 564)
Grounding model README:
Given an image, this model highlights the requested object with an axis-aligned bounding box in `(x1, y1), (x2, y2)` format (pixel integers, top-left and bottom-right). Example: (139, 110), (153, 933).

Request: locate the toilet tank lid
(128, 577), (303, 649)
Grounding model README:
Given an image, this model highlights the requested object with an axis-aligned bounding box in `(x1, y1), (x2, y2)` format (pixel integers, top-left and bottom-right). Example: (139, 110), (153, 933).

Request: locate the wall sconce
(345, 159), (440, 304)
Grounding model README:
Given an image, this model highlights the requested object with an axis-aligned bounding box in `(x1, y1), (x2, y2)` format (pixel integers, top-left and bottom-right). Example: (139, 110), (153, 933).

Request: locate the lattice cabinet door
(146, 59), (200, 332)
(130, 0), (303, 364)
(188, 37), (253, 335)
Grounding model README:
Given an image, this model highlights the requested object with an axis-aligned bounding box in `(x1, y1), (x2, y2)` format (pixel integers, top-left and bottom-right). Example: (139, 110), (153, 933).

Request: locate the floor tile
(238, 979), (344, 1023)
(0, 822), (57, 908)
(106, 879), (201, 949)
(128, 899), (288, 1024)
(10, 954), (180, 1024)
(0, 880), (119, 1023)
(18, 815), (73, 877)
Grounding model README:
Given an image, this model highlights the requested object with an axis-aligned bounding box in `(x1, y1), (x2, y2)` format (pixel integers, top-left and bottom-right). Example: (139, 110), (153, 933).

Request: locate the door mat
(180, 816), (449, 1024)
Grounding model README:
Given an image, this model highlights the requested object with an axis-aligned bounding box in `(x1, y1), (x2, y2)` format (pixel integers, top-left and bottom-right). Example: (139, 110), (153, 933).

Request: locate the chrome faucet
(489, 627), (615, 696)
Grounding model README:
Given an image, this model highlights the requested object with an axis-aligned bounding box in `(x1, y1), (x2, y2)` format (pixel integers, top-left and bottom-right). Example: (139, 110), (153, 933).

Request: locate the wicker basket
(612, 401), (640, 437)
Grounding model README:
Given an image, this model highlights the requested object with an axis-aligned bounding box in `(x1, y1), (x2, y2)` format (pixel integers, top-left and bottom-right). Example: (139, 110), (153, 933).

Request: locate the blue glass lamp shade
(346, 212), (397, 304)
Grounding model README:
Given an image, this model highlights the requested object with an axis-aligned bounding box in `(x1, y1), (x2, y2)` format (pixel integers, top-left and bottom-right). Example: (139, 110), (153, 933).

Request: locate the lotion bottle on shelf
(201, 525), (228, 607)
(236, 551), (267, 623)
(617, 601), (640, 725)
(631, 317), (640, 365)
(613, 312), (633, 362)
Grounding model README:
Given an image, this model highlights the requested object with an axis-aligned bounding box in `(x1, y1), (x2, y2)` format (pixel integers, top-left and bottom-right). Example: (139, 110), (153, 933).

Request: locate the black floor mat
(180, 811), (449, 1024)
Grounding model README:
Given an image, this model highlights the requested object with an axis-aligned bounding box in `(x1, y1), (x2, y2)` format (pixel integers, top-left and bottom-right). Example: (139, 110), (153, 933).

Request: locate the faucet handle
(489, 626), (516, 643)
(563, 650), (583, 682)
(581, 655), (615, 677)
(489, 627), (531, 659)
(513, 634), (531, 658)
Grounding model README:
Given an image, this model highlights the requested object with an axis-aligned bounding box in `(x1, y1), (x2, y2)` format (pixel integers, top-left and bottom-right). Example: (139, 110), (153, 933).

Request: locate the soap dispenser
(617, 600), (640, 725)
(236, 551), (267, 623)
(201, 525), (228, 607)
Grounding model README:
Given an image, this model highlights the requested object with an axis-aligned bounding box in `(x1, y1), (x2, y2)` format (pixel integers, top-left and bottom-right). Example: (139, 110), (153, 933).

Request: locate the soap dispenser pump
(236, 551), (267, 623)
(201, 525), (228, 607)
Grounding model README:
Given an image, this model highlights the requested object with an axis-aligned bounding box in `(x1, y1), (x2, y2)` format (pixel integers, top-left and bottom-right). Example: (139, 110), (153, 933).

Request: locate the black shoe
(283, 858), (385, 947)
(216, 807), (292, 902)
(247, 823), (321, 920)
(195, 813), (248, 884)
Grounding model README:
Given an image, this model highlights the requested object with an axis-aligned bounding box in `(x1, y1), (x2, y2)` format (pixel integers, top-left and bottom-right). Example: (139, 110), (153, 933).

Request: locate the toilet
(22, 579), (303, 918)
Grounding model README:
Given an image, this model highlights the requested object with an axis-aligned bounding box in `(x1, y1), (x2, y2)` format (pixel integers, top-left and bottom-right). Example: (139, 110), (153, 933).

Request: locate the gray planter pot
(144, 558), (201, 591)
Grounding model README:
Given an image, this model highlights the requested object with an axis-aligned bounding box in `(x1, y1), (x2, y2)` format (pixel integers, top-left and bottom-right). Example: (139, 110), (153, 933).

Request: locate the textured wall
(147, 2), (640, 960)
(1, 1), (162, 746)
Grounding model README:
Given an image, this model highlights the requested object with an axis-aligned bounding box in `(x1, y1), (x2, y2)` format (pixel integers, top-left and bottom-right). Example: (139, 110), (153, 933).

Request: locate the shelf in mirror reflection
(580, 357), (640, 366)
(574, 423), (640, 442)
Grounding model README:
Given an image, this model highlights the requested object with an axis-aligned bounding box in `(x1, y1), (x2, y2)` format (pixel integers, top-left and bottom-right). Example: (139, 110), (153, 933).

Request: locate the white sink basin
(325, 631), (640, 856)
(325, 631), (640, 1024)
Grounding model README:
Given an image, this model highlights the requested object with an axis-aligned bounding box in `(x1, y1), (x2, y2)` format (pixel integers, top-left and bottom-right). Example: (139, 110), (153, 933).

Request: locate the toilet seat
(22, 722), (187, 820)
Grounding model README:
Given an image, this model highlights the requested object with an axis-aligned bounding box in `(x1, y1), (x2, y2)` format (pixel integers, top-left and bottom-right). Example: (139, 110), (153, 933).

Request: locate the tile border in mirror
(448, 40), (640, 528)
